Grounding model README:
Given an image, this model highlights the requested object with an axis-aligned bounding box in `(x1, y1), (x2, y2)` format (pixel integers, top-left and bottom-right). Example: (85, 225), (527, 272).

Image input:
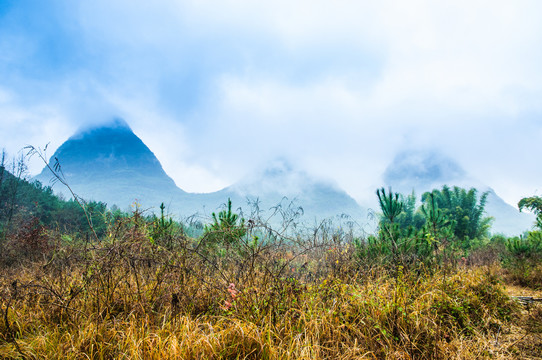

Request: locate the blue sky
(1, 0), (541, 206)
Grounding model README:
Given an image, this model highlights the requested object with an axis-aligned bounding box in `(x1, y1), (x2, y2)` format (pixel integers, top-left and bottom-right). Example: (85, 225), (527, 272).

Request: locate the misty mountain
(213, 158), (365, 222)
(383, 149), (535, 235)
(36, 120), (365, 225)
(35, 119), (185, 208)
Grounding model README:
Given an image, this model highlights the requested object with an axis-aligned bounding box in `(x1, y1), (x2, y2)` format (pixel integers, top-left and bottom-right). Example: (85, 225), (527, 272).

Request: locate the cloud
(0, 0), (541, 206)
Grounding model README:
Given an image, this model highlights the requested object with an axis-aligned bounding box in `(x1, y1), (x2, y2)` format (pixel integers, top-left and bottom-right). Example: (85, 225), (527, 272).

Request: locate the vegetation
(499, 194), (542, 288)
(0, 161), (110, 243)
(422, 186), (492, 241)
(0, 155), (541, 359)
(203, 198), (247, 248)
(358, 185), (493, 272)
(518, 195), (542, 230)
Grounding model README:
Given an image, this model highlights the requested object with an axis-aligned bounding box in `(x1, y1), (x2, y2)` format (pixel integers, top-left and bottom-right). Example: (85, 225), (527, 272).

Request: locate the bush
(502, 231), (542, 288)
(203, 198), (246, 249)
(1, 216), (52, 265)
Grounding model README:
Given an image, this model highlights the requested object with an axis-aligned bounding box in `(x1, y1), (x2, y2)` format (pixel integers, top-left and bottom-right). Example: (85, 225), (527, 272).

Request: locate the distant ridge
(383, 149), (534, 235)
(35, 123), (533, 234)
(216, 158), (365, 222)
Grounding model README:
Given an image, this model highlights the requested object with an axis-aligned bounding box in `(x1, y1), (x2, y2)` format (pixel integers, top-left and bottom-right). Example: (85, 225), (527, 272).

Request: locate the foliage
(4, 148), (542, 357)
(422, 185), (492, 241)
(359, 185), (497, 272)
(0, 220), (529, 359)
(377, 187), (403, 224)
(0, 160), (112, 245)
(361, 188), (435, 272)
(421, 191), (453, 241)
(503, 231), (542, 287)
(204, 198), (246, 247)
(505, 232), (542, 261)
(395, 191), (426, 231)
(518, 195), (542, 229)
(148, 202), (181, 249)
(2, 178), (542, 358)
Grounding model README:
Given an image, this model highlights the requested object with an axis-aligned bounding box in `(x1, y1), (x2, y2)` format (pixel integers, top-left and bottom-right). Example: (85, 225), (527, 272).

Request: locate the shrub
(203, 198), (246, 249)
(503, 231), (542, 288)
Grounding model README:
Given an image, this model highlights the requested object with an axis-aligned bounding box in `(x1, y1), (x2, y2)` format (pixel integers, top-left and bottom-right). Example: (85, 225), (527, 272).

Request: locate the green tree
(374, 187), (432, 269)
(149, 202), (178, 249)
(204, 198), (246, 247)
(377, 187), (403, 225)
(420, 191), (454, 260)
(518, 195), (542, 230)
(422, 186), (492, 241)
(375, 187), (403, 269)
(395, 191), (426, 232)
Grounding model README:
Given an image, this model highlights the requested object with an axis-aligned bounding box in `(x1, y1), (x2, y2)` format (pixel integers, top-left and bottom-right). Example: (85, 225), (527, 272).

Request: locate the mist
(1, 0), (541, 207)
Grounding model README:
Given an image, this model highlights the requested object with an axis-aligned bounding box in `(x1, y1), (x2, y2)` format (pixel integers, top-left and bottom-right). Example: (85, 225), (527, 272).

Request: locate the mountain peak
(383, 149), (466, 190)
(76, 118), (131, 135)
(262, 158), (295, 178)
(35, 117), (182, 206)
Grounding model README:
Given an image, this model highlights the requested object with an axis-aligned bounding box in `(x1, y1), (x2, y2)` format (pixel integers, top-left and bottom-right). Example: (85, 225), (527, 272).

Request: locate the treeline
(354, 186), (542, 288)
(1, 149), (542, 285)
(0, 155), (113, 240)
(359, 186), (493, 269)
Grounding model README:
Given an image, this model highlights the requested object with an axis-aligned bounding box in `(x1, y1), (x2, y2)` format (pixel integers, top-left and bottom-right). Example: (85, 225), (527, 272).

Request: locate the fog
(1, 0), (541, 207)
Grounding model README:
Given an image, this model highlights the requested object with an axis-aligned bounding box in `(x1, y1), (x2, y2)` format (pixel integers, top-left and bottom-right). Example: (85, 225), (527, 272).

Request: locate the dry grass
(0, 230), (541, 359)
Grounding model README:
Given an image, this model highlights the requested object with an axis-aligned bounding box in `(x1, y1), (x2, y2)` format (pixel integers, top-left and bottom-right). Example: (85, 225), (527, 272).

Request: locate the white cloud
(1, 0), (541, 206)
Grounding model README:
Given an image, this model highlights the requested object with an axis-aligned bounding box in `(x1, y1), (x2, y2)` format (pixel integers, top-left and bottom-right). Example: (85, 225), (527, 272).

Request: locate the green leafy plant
(421, 192), (454, 261)
(504, 232), (542, 281)
(518, 195), (542, 230)
(149, 202), (179, 249)
(422, 186), (492, 242)
(204, 198), (246, 247)
(360, 188), (432, 272)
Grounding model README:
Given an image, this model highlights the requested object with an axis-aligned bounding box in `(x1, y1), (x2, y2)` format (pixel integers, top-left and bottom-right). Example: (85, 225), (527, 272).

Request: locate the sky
(0, 0), (541, 207)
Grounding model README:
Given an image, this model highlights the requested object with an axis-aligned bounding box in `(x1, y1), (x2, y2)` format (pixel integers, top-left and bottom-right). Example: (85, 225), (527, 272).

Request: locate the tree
(395, 191), (426, 231)
(0, 153), (29, 238)
(374, 188), (418, 270)
(149, 202), (177, 249)
(518, 195), (542, 230)
(377, 187), (403, 225)
(422, 186), (492, 241)
(420, 191), (454, 259)
(204, 198), (246, 247)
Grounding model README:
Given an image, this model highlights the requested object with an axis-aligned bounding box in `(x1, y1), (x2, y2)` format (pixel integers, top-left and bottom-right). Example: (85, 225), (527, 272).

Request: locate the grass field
(1, 217), (541, 359)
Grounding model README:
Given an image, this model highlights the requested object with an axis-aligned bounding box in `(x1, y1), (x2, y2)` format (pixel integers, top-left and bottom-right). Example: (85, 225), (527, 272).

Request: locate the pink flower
(227, 283), (238, 299)
(223, 301), (232, 310)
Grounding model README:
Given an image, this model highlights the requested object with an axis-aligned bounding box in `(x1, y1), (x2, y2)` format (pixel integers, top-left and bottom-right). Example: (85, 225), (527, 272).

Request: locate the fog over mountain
(383, 151), (467, 190)
(35, 119), (185, 209)
(2, 1), (541, 212)
(383, 150), (535, 235)
(217, 158), (364, 222)
(36, 120), (366, 225)
(33, 119), (536, 235)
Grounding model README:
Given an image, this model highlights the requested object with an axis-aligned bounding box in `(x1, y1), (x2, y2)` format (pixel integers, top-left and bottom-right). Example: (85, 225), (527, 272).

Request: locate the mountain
(35, 120), (365, 225)
(214, 159), (365, 222)
(383, 149), (535, 235)
(35, 119), (185, 208)
(383, 151), (466, 191)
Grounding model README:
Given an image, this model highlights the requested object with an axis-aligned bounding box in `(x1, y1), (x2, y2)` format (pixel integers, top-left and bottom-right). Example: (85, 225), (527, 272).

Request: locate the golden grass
(0, 239), (541, 359)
